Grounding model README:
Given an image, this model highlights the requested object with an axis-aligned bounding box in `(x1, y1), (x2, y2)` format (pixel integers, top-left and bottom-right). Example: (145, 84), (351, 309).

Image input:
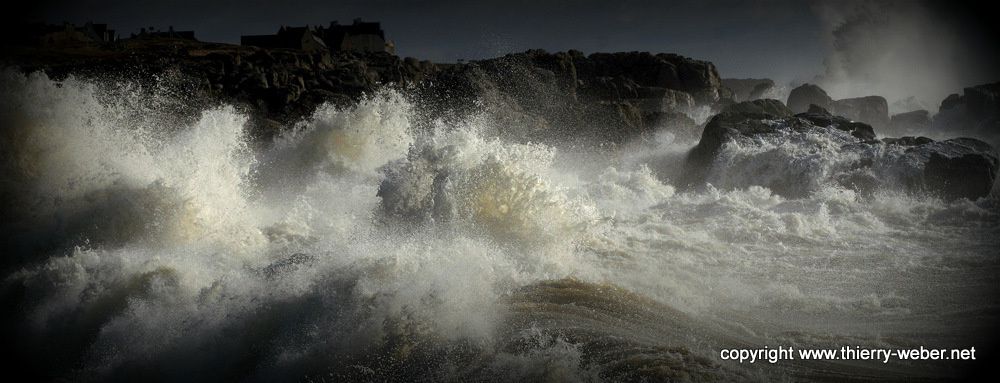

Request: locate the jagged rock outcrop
(7, 41), (726, 143)
(882, 136), (998, 200)
(888, 109), (931, 136)
(915, 138), (998, 200)
(3, 39), (440, 139)
(963, 82), (1000, 119)
(933, 82), (1000, 141)
(689, 100), (872, 167)
(719, 98), (792, 117)
(685, 100), (996, 200)
(788, 84), (890, 129)
(579, 51), (722, 104)
(830, 95), (889, 130)
(786, 83), (832, 114)
(722, 78), (775, 102)
(419, 49), (723, 143)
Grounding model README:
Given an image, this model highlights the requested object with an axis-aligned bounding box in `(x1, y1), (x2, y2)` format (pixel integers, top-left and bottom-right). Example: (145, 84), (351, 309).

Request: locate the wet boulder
(687, 99), (815, 169)
(964, 82), (1000, 119)
(787, 83), (832, 114)
(887, 110), (931, 136)
(922, 138), (999, 200)
(684, 101), (997, 200)
(830, 95), (890, 129)
(933, 82), (1000, 140)
(582, 51), (723, 104)
(720, 98), (792, 117)
(422, 49), (725, 144)
(794, 105), (876, 141)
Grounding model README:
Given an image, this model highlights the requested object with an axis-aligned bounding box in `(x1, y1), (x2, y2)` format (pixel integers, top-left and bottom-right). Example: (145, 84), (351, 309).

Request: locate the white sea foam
(2, 70), (998, 381)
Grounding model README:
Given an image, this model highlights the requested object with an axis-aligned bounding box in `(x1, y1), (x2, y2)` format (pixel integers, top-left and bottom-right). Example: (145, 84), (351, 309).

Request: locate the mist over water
(812, 0), (1000, 114)
(2, 69), (999, 381)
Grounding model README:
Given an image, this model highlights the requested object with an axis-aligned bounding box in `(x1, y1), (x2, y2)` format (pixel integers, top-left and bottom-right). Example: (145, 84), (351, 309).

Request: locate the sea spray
(2, 70), (998, 381)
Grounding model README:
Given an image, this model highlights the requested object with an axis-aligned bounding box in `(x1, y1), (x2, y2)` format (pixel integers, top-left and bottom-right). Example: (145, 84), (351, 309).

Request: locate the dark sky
(18, 0), (1000, 90)
(22, 0), (828, 81)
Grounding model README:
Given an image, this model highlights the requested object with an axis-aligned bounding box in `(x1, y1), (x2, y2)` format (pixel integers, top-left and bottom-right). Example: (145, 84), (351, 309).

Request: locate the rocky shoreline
(2, 39), (724, 143)
(3, 37), (998, 200)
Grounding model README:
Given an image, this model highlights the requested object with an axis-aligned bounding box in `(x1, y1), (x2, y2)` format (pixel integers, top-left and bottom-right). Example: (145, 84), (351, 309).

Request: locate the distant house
(317, 19), (394, 54)
(241, 26), (328, 52)
(240, 19), (395, 54)
(32, 22), (117, 46)
(130, 26), (197, 41)
(82, 23), (116, 42)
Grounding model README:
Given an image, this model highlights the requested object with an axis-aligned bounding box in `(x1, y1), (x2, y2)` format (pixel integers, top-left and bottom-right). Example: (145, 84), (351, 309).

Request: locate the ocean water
(2, 70), (998, 381)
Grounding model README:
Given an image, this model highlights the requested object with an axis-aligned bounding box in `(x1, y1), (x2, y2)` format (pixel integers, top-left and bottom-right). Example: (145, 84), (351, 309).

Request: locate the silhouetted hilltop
(3, 36), (725, 143)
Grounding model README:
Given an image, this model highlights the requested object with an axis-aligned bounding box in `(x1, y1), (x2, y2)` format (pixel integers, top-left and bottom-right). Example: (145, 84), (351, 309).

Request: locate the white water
(2, 70), (998, 381)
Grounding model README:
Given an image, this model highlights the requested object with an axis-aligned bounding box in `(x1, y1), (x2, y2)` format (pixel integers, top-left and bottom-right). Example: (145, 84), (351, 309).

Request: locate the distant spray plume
(812, 0), (999, 114)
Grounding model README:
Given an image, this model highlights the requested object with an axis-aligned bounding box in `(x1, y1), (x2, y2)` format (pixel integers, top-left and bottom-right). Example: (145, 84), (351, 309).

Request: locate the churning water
(2, 70), (998, 381)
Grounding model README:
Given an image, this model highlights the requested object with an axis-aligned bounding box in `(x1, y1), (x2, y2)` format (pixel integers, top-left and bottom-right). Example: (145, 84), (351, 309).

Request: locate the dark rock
(688, 100), (874, 170)
(684, 105), (994, 200)
(687, 102), (813, 168)
(888, 110), (931, 136)
(583, 102), (646, 141)
(924, 138), (999, 200)
(933, 83), (1000, 142)
(720, 98), (792, 117)
(787, 83), (832, 114)
(582, 51), (722, 104)
(633, 88), (696, 115)
(940, 93), (964, 111)
(794, 107), (876, 141)
(830, 95), (889, 129)
(419, 49), (723, 144)
(8, 41), (723, 143)
(882, 136), (933, 147)
(963, 82), (1000, 119)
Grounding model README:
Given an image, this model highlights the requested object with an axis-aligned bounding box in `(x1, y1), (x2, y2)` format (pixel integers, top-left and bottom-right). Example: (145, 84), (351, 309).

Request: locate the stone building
(129, 26), (197, 41)
(316, 19), (394, 54)
(29, 22), (117, 46)
(241, 26), (327, 52)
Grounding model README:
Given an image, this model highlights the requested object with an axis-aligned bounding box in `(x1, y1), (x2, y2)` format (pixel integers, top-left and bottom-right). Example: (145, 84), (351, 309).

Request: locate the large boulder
(581, 51), (723, 104)
(933, 82), (1000, 141)
(921, 138), (999, 200)
(685, 103), (997, 200)
(720, 98), (792, 117)
(963, 82), (1000, 119)
(830, 95), (890, 129)
(421, 49), (724, 143)
(788, 105), (876, 141)
(888, 109), (931, 136)
(786, 83), (832, 114)
(689, 101), (872, 166)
